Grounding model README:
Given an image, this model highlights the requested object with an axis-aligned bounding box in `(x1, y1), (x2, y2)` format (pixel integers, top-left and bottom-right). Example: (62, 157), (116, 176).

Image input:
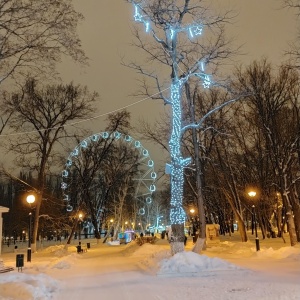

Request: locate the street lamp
(248, 191), (260, 251)
(26, 194), (36, 262)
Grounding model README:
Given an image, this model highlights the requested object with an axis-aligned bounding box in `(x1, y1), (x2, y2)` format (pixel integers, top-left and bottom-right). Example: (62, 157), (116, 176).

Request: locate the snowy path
(1, 236), (300, 300)
(46, 242), (300, 300)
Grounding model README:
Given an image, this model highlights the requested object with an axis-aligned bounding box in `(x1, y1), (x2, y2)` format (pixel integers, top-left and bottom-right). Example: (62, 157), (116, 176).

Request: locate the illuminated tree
(128, 0), (242, 254)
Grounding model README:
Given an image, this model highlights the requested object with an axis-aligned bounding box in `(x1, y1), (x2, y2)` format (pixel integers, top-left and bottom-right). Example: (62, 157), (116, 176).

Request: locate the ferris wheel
(61, 131), (156, 214)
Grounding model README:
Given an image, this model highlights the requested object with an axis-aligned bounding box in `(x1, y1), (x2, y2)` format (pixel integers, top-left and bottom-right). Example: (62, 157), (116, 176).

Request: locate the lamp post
(26, 194), (35, 262)
(189, 208), (196, 242)
(78, 213), (83, 242)
(248, 191), (260, 251)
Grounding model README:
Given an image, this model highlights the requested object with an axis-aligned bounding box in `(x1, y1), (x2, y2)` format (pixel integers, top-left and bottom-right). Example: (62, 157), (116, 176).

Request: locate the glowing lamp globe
(248, 191), (256, 197)
(26, 195), (35, 204)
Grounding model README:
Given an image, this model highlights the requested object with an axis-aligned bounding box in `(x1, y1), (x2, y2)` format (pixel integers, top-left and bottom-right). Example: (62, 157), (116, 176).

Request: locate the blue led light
(125, 135), (132, 142)
(170, 28), (175, 39)
(61, 182), (67, 190)
(148, 160), (154, 167)
(189, 25), (203, 38)
(66, 204), (73, 212)
(62, 170), (68, 177)
(134, 5), (142, 22)
(168, 80), (188, 224)
(203, 75), (211, 88)
(81, 140), (88, 148)
(200, 61), (205, 71)
(151, 172), (157, 179)
(92, 134), (99, 141)
(144, 21), (150, 32)
(62, 131), (156, 215)
(102, 132), (109, 139)
(114, 131), (121, 139)
(72, 148), (79, 156)
(149, 184), (156, 192)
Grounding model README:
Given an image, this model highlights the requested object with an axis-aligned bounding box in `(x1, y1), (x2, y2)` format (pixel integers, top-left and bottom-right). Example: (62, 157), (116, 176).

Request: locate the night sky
(58, 0), (298, 170)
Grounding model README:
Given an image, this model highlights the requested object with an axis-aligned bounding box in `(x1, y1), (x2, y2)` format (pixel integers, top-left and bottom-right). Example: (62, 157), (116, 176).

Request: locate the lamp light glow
(26, 195), (35, 204)
(248, 191), (257, 197)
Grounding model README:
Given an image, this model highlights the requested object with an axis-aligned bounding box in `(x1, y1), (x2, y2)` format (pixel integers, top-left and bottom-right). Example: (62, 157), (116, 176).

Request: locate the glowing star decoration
(189, 25), (203, 38)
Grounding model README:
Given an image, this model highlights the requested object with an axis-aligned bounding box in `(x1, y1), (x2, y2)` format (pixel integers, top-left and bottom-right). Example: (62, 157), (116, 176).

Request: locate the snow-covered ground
(0, 233), (299, 300)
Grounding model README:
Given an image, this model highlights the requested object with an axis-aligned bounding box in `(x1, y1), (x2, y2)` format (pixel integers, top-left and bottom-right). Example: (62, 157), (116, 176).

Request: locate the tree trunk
(168, 79), (188, 255)
(192, 238), (205, 254)
(290, 190), (300, 242)
(286, 206), (298, 246)
(236, 214), (248, 242)
(86, 194), (101, 240)
(169, 223), (185, 255)
(186, 82), (207, 250)
(65, 218), (78, 249)
(258, 213), (266, 239)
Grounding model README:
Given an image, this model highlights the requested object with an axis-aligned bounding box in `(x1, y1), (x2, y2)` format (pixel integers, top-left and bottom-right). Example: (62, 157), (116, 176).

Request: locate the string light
(61, 131), (156, 215)
(134, 5), (142, 22)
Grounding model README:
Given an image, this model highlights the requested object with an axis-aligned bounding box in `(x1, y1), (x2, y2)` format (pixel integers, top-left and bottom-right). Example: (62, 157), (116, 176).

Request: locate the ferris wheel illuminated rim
(61, 131), (156, 214)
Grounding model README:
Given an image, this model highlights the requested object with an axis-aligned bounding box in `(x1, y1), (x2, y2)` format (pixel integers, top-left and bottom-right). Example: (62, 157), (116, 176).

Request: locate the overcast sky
(58, 0), (299, 170)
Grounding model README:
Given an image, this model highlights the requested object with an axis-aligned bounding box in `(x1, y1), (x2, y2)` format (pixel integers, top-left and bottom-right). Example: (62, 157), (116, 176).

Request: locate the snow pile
(131, 243), (245, 276)
(157, 251), (244, 276)
(41, 245), (69, 257)
(50, 253), (78, 270)
(208, 240), (257, 257)
(0, 272), (58, 300)
(133, 243), (171, 273)
(256, 245), (300, 260)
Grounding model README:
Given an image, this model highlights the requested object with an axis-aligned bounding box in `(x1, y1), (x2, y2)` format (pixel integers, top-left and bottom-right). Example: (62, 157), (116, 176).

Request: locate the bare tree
(233, 59), (300, 246)
(282, 0), (300, 68)
(3, 78), (98, 252)
(0, 0), (87, 85)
